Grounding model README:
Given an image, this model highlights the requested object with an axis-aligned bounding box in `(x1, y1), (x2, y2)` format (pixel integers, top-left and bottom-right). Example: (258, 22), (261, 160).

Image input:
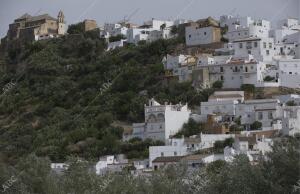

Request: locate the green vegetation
(0, 137), (298, 194)
(286, 100), (296, 106)
(173, 118), (204, 138)
(213, 137), (234, 152)
(241, 84), (255, 94)
(0, 34), (213, 163)
(263, 76), (275, 82)
(109, 34), (126, 42)
(250, 121), (262, 130)
(212, 80), (223, 89)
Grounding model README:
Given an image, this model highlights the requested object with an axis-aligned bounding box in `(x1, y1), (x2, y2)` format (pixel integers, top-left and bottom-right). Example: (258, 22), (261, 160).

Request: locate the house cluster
(103, 18), (189, 50)
(121, 91), (299, 171)
(163, 16), (300, 89)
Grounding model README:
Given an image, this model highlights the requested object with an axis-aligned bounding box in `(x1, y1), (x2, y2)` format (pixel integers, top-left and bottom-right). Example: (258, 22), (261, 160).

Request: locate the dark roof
(237, 136), (256, 145)
(181, 154), (209, 161)
(233, 37), (261, 43)
(152, 156), (184, 163)
(184, 137), (201, 144)
(27, 14), (57, 22)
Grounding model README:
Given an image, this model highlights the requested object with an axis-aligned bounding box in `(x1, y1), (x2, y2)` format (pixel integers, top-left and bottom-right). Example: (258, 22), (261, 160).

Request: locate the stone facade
(6, 11), (66, 41)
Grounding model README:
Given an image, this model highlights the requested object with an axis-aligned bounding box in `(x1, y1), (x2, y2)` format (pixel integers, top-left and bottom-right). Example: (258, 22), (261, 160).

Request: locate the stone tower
(57, 10), (65, 35)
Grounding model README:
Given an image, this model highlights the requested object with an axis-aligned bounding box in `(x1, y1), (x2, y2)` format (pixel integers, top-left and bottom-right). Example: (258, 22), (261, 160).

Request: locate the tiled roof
(152, 156), (184, 163)
(181, 154), (209, 161)
(237, 136), (256, 145)
(184, 137), (201, 144)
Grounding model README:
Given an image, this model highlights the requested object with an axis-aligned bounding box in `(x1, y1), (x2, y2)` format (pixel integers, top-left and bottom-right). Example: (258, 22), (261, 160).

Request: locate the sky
(0, 0), (299, 38)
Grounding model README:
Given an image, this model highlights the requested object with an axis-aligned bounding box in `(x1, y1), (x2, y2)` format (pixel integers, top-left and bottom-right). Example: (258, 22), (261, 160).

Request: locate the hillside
(0, 33), (215, 164)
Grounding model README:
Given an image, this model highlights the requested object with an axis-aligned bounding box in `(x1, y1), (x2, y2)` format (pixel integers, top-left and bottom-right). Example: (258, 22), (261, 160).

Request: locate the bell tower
(57, 10), (66, 35)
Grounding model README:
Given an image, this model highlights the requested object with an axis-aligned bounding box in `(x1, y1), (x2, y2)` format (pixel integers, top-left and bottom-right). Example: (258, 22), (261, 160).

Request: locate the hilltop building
(6, 11), (66, 41)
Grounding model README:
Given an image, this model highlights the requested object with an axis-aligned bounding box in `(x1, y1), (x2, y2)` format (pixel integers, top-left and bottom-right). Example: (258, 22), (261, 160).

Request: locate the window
(251, 66), (254, 69)
(245, 66), (248, 72)
(239, 43), (243, 48)
(248, 50), (251, 54)
(254, 42), (258, 47)
(220, 67), (224, 72)
(204, 32), (207, 35)
(189, 35), (191, 39)
(289, 72), (292, 74)
(269, 42), (272, 48)
(174, 152), (177, 156)
(263, 42), (267, 48)
(161, 152), (164, 157)
(220, 75), (224, 80)
(268, 112), (273, 119)
(232, 77), (234, 80)
(258, 112), (263, 120)
(266, 50), (270, 55)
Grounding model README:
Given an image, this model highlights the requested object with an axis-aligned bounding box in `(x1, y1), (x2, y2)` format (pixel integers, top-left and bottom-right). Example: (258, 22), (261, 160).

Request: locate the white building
(149, 133), (234, 167)
(123, 98), (191, 141)
(107, 39), (127, 51)
(236, 99), (281, 130)
(126, 28), (152, 44)
(95, 155), (128, 175)
(281, 106), (300, 136)
(104, 23), (128, 37)
(277, 58), (300, 88)
(143, 19), (174, 30)
(233, 37), (275, 62)
(197, 55), (271, 88)
(200, 91), (244, 120)
(220, 15), (271, 42)
(185, 25), (221, 46)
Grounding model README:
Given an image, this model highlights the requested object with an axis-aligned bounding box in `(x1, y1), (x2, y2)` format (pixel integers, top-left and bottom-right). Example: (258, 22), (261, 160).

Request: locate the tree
(109, 34), (125, 42)
(212, 80), (223, 89)
(241, 84), (255, 94)
(263, 76), (275, 82)
(250, 121), (262, 130)
(173, 118), (204, 138)
(286, 100), (296, 106)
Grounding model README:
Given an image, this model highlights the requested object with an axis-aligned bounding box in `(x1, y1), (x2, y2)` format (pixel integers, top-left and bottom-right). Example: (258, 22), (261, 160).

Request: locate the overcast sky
(0, 0), (299, 38)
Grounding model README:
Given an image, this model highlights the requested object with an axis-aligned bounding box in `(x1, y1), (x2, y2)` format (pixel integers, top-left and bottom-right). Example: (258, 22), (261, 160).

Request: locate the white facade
(126, 28), (153, 44)
(197, 55), (269, 88)
(186, 26), (220, 46)
(107, 39), (127, 51)
(123, 99), (191, 141)
(149, 134), (234, 167)
(281, 106), (300, 136)
(220, 15), (271, 42)
(233, 37), (275, 62)
(144, 19), (174, 30)
(236, 99), (281, 130)
(278, 58), (300, 88)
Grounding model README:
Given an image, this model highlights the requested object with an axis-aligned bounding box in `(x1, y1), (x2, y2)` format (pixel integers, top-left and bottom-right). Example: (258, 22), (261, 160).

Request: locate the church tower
(57, 10), (66, 35)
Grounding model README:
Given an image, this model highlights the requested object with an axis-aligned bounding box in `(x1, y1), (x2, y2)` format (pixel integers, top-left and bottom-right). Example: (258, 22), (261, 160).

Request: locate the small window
(263, 42), (267, 48)
(204, 32), (207, 35)
(161, 152), (164, 157)
(220, 75), (224, 80)
(269, 43), (272, 48)
(258, 112), (263, 120)
(239, 43), (243, 48)
(174, 152), (177, 156)
(220, 67), (224, 72)
(266, 50), (270, 55)
(254, 42), (258, 47)
(268, 112), (273, 119)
